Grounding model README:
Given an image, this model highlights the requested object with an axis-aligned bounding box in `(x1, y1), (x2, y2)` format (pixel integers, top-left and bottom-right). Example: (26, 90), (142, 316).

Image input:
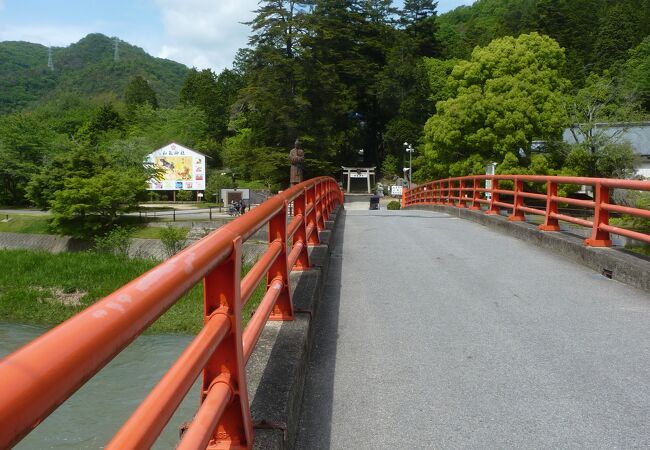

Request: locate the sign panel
(146, 143), (205, 191)
(391, 185), (403, 196)
(349, 172), (367, 178)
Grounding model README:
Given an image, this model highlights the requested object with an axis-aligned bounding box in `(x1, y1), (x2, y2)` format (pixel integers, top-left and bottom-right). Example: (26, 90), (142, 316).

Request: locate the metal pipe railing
(0, 177), (344, 449)
(403, 175), (650, 247)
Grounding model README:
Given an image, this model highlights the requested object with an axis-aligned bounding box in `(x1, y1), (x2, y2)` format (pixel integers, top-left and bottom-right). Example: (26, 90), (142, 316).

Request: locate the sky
(0, 0), (474, 73)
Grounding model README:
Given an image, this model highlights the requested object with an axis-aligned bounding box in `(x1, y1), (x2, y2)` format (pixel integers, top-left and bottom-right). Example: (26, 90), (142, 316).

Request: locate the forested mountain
(437, 0), (650, 83)
(0, 33), (188, 114)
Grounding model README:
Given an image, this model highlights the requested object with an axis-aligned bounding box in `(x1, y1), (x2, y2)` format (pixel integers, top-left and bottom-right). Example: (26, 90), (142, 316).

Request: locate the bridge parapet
(0, 177), (344, 449)
(404, 175), (650, 248)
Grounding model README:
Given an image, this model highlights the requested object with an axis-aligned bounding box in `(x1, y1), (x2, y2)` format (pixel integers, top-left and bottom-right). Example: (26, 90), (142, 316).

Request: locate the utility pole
(404, 142), (415, 190)
(47, 47), (54, 71)
(113, 37), (120, 62)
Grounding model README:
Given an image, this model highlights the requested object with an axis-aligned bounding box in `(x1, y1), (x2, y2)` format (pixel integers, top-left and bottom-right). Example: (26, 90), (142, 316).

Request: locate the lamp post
(404, 142), (415, 189)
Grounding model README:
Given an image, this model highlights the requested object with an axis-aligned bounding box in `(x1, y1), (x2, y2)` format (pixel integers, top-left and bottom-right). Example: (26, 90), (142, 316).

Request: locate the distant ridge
(0, 33), (189, 114)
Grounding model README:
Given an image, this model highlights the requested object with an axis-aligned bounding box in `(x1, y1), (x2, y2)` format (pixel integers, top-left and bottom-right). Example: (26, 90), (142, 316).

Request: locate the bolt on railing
(0, 177), (344, 450)
(402, 175), (650, 247)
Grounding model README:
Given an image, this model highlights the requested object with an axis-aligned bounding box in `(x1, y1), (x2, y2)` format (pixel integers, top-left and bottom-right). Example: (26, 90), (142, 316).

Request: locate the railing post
(320, 181), (331, 222)
(292, 189), (310, 271)
(268, 202), (294, 319)
(486, 178), (499, 215)
(539, 179), (561, 231)
(315, 181), (325, 231)
(470, 178), (480, 210)
(306, 185), (320, 246)
(202, 237), (253, 449)
(585, 182), (612, 247)
(508, 178), (525, 221)
(458, 180), (466, 208)
(445, 178), (453, 206)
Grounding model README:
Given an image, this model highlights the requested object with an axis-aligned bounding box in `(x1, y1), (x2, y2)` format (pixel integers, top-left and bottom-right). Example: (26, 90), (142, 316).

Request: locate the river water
(0, 322), (202, 449)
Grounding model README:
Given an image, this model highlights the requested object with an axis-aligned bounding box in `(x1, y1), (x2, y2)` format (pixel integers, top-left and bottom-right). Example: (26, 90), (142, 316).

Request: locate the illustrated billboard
(146, 143), (206, 191)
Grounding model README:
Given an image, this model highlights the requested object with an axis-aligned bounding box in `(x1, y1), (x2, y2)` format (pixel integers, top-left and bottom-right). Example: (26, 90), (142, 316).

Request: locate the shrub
(175, 190), (193, 201)
(159, 224), (187, 257)
(387, 200), (401, 210)
(611, 191), (650, 232)
(94, 226), (133, 257)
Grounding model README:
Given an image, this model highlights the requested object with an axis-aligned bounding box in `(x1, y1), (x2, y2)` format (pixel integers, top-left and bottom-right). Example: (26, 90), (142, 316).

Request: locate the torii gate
(342, 166), (376, 193)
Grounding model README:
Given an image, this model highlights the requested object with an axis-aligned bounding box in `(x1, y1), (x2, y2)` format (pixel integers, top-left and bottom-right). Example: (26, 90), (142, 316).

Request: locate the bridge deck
(296, 209), (650, 449)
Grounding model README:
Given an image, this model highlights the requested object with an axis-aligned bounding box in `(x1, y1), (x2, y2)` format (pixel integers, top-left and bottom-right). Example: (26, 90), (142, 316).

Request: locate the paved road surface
(296, 209), (650, 449)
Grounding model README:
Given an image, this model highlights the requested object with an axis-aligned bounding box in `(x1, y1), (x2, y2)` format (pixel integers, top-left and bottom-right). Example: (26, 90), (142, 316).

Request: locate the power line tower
(113, 37), (120, 62)
(47, 46), (54, 71)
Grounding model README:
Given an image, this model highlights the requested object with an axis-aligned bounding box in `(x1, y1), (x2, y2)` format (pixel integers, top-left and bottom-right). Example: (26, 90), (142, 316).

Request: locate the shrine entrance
(341, 166), (376, 193)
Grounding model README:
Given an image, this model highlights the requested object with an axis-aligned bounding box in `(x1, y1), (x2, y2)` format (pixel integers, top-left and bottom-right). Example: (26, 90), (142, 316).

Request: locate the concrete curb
(246, 206), (342, 450)
(405, 204), (650, 293)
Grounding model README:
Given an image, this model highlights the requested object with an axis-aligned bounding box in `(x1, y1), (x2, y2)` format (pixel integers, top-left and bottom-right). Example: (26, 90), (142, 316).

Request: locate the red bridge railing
(0, 177), (343, 449)
(403, 175), (650, 247)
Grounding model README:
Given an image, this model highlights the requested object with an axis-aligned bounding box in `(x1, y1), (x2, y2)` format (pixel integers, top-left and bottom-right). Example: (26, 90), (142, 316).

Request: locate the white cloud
(0, 24), (89, 47)
(154, 0), (258, 72)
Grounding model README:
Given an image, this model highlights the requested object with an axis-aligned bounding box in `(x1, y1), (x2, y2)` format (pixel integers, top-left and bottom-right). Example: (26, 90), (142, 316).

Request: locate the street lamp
(404, 142), (415, 189)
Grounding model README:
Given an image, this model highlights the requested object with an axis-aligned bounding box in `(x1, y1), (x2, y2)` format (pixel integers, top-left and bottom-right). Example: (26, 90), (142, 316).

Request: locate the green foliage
(381, 154), (399, 177)
(179, 68), (242, 141)
(387, 200), (401, 210)
(421, 33), (570, 179)
(125, 75), (158, 113)
(436, 0), (650, 85)
(222, 128), (287, 183)
(159, 224), (187, 258)
(563, 72), (641, 177)
(623, 36), (650, 111)
(50, 168), (147, 237)
(204, 170), (234, 205)
(94, 226), (134, 257)
(175, 190), (193, 201)
(449, 154), (486, 177)
(611, 191), (650, 233)
(0, 112), (57, 204)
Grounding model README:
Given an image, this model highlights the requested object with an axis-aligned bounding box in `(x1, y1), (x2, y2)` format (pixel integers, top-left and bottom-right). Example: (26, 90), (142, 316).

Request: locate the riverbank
(0, 249), (263, 334)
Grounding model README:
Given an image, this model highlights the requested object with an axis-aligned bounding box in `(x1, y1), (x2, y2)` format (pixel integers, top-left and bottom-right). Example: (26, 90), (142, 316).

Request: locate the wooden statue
(289, 139), (305, 186)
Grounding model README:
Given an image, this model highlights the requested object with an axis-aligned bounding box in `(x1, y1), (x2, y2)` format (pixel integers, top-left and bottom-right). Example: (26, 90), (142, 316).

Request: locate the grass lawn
(0, 215), (51, 234)
(130, 226), (189, 240)
(0, 249), (264, 334)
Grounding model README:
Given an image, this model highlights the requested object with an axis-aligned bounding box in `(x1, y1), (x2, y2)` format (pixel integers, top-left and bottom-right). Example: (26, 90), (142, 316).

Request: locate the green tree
(125, 75), (158, 113)
(0, 113), (56, 204)
(623, 36), (650, 111)
(50, 168), (147, 237)
(400, 0), (439, 57)
(421, 33), (570, 179)
(563, 72), (640, 177)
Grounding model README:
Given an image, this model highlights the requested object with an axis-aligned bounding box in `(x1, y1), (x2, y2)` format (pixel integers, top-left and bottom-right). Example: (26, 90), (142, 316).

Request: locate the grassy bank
(0, 249), (263, 334)
(0, 214), (189, 240)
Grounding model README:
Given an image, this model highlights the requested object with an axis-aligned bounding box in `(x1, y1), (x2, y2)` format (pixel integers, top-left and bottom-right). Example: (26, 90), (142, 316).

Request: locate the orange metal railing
(0, 177), (343, 449)
(403, 175), (650, 247)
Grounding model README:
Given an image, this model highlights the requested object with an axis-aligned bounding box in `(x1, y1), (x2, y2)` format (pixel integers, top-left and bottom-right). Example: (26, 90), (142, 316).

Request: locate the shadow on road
(293, 211), (346, 449)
